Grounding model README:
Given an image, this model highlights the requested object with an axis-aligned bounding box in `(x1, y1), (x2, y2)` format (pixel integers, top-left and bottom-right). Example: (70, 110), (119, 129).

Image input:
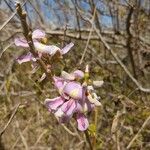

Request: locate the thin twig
(95, 30), (150, 93)
(15, 120), (29, 150)
(61, 124), (77, 136)
(70, 121), (82, 141)
(0, 1), (27, 32)
(11, 118), (32, 150)
(0, 103), (20, 136)
(84, 130), (93, 150)
(126, 6), (137, 78)
(34, 130), (48, 147)
(79, 7), (96, 65)
(0, 42), (14, 59)
(85, 18), (150, 93)
(93, 107), (98, 150)
(27, 0), (44, 23)
(127, 115), (150, 149)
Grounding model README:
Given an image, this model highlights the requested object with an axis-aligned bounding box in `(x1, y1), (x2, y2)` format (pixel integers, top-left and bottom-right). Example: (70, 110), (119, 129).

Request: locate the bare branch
(127, 115), (150, 149)
(0, 1), (27, 32)
(83, 15), (150, 93)
(0, 103), (20, 136)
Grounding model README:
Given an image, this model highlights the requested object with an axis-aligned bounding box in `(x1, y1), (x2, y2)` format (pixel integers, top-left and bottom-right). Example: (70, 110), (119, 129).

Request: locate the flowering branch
(14, 3), (104, 149)
(15, 2), (52, 80)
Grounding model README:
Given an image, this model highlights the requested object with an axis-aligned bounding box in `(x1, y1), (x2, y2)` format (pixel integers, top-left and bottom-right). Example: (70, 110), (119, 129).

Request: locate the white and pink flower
(14, 29), (74, 64)
(45, 69), (102, 131)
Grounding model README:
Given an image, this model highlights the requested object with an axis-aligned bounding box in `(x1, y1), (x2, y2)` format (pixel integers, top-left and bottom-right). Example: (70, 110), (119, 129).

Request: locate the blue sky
(1, 0), (113, 28)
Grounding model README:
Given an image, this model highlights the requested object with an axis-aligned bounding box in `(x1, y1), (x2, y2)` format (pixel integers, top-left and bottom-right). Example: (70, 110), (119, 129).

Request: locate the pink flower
(77, 113), (89, 131)
(14, 29), (74, 64)
(63, 82), (83, 100)
(45, 70), (102, 131)
(61, 70), (84, 80)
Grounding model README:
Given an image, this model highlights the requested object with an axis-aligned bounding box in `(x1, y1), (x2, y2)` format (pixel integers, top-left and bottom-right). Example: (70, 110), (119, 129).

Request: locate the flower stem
(84, 130), (93, 150)
(93, 107), (98, 150)
(15, 2), (52, 81)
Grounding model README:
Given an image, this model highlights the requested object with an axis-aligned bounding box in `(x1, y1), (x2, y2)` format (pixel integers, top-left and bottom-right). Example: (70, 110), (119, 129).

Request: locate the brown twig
(83, 16), (150, 93)
(0, 42), (14, 59)
(79, 6), (96, 65)
(15, 120), (29, 150)
(0, 103), (20, 136)
(0, 1), (27, 32)
(127, 115), (150, 149)
(84, 130), (93, 150)
(126, 6), (137, 78)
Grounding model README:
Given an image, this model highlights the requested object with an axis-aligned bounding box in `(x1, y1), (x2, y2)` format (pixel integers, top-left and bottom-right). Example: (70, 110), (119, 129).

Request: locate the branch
(0, 1), (27, 32)
(126, 6), (137, 78)
(84, 130), (93, 150)
(0, 103), (20, 136)
(15, 2), (52, 80)
(79, 6), (96, 64)
(84, 17), (150, 93)
(127, 115), (150, 149)
(0, 42), (14, 59)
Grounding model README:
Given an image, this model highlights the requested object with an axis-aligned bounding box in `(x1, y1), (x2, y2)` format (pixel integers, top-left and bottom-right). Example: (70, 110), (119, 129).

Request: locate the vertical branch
(28, 0), (44, 24)
(93, 107), (98, 150)
(133, 0), (142, 68)
(115, 1), (120, 33)
(4, 0), (14, 12)
(74, 0), (81, 38)
(15, 2), (52, 80)
(108, 1), (116, 33)
(79, 6), (96, 65)
(0, 103), (20, 136)
(85, 130), (93, 150)
(89, 0), (101, 31)
(126, 6), (137, 79)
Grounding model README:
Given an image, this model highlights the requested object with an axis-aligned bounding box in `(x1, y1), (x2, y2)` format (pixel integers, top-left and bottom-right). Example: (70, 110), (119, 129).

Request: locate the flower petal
(61, 99), (77, 116)
(87, 93), (102, 106)
(73, 70), (84, 79)
(16, 52), (35, 64)
(14, 38), (29, 47)
(75, 101), (83, 112)
(32, 29), (46, 39)
(63, 82), (83, 100)
(84, 100), (95, 112)
(53, 76), (66, 94)
(61, 71), (75, 80)
(45, 97), (65, 111)
(54, 107), (64, 117)
(61, 42), (74, 54)
(77, 113), (89, 131)
(34, 42), (60, 55)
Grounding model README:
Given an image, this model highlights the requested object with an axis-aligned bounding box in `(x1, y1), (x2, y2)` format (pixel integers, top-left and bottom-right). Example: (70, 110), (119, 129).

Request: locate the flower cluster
(14, 29), (103, 132)
(45, 67), (102, 131)
(14, 29), (74, 64)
